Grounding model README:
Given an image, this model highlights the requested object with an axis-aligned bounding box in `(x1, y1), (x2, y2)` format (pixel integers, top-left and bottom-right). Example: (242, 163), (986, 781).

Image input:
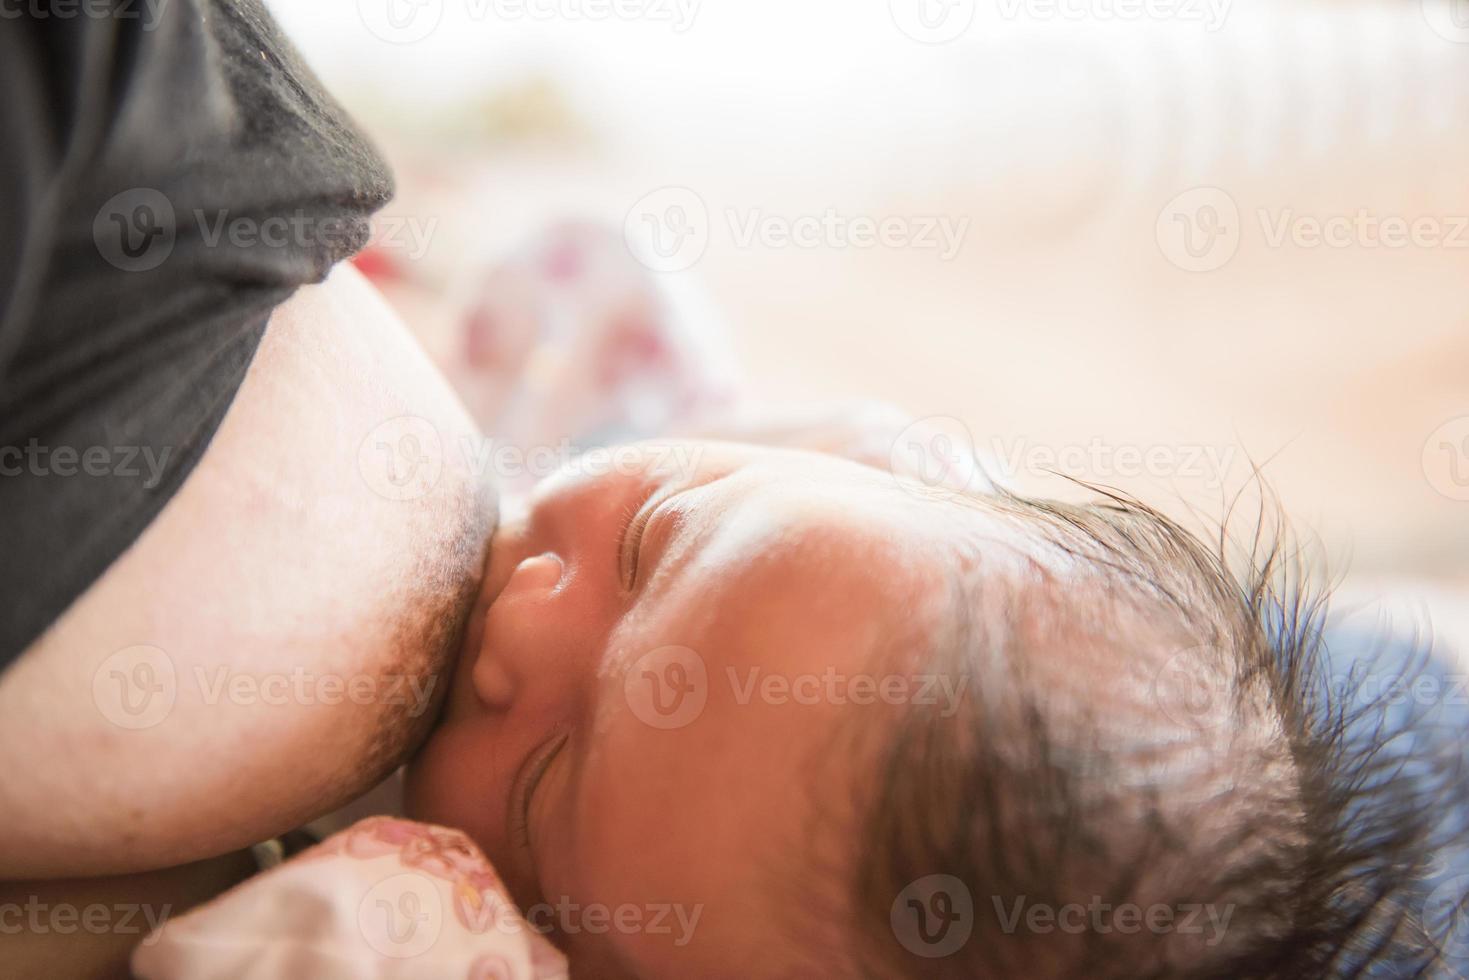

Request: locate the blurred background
(266, 0), (1467, 631)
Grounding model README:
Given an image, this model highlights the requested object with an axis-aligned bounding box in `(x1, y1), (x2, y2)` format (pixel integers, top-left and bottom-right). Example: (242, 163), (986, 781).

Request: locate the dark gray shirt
(0, 0), (392, 663)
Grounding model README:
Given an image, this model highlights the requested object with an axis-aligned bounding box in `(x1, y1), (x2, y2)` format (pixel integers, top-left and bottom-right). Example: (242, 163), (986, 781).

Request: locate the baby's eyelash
(614, 502), (639, 589)
(614, 501), (640, 548)
(509, 809), (531, 850)
(616, 489), (659, 589)
(510, 731), (570, 852)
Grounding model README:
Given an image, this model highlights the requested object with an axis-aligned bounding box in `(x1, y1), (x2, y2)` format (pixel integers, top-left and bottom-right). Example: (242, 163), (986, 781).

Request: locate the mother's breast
(0, 264), (499, 879)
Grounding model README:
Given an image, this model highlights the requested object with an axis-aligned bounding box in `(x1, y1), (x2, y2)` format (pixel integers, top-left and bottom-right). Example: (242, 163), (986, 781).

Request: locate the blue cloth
(1319, 616), (1469, 976)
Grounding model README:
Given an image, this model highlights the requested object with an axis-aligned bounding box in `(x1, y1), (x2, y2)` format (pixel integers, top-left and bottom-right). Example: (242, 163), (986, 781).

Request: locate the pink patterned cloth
(132, 818), (568, 980)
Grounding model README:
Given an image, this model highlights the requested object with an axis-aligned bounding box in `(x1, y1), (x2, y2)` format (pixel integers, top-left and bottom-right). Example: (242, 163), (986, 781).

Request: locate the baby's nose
(472, 553), (565, 709)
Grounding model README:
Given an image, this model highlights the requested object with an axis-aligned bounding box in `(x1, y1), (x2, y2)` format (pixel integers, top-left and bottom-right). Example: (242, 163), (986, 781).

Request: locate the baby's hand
(454, 222), (740, 484)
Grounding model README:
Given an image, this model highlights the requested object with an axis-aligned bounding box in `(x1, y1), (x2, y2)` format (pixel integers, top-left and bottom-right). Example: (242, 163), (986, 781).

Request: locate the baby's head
(407, 440), (1451, 978)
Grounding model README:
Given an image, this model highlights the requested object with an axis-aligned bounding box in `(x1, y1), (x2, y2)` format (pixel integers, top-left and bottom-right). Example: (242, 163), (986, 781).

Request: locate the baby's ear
(678, 401), (995, 493)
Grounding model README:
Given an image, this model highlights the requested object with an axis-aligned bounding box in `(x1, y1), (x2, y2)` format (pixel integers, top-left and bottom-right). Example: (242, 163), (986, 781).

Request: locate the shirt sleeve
(0, 0), (394, 664)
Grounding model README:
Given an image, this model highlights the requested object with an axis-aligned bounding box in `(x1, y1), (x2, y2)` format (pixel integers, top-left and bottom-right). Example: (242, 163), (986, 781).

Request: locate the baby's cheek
(550, 755), (762, 978)
(563, 716), (732, 889)
(404, 724), (505, 859)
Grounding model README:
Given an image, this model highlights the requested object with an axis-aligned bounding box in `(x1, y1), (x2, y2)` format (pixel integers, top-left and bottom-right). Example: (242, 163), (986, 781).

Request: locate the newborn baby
(401, 437), (1456, 978)
(135, 225), (1458, 978)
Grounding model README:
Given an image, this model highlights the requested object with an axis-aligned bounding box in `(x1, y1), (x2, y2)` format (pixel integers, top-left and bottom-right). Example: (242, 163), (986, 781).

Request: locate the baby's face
(406, 441), (1001, 977)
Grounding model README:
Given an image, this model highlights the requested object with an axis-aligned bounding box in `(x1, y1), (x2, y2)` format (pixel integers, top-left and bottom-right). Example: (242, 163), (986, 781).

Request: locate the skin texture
(407, 441), (1014, 978)
(0, 264), (497, 879)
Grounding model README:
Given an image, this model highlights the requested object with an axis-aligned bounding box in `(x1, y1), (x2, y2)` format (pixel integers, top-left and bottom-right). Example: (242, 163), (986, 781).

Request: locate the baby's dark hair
(848, 486), (1465, 979)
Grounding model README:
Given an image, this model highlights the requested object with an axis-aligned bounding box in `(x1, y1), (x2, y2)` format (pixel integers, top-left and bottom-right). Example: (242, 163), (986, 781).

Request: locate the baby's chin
(401, 726), (537, 901)
(399, 741), (449, 836)
(403, 721), (481, 816)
